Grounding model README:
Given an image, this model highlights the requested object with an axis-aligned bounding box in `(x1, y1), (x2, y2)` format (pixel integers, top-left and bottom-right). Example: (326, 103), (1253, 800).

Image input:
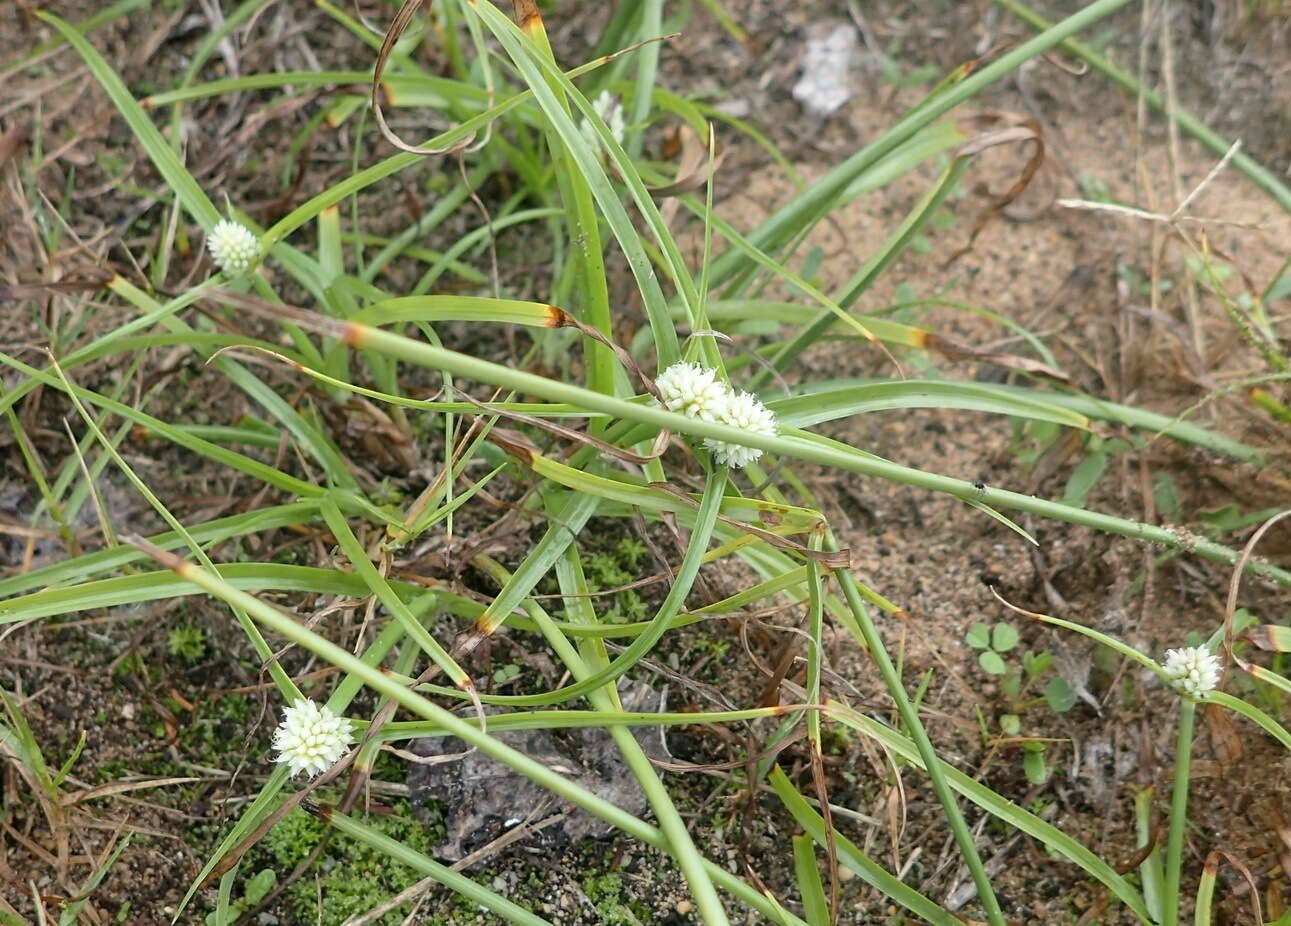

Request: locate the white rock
(792, 23), (859, 116)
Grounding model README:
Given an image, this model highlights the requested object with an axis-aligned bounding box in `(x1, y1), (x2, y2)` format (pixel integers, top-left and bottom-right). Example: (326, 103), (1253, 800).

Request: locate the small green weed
(582, 536), (651, 624)
(167, 624), (207, 663)
(967, 621), (1076, 783)
(583, 872), (646, 925)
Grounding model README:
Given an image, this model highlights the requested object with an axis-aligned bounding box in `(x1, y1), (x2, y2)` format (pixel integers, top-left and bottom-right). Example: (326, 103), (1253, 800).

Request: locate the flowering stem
(296, 321), (1291, 590)
(1162, 698), (1196, 926)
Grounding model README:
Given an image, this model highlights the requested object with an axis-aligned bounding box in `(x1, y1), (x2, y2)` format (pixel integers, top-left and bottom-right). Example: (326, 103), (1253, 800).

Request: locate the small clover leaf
(991, 623), (1020, 653)
(966, 622), (992, 649)
(979, 651), (1007, 675)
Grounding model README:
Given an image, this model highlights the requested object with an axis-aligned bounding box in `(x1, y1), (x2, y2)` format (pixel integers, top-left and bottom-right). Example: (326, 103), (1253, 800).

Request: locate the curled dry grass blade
(994, 0), (1291, 214)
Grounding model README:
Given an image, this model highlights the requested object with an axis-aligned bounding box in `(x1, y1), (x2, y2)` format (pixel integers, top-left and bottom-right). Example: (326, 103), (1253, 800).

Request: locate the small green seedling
(968, 622), (1077, 712)
(167, 625), (207, 663)
(966, 621), (1018, 676)
(492, 663), (522, 685)
(584, 537), (651, 624)
(968, 623), (1076, 784)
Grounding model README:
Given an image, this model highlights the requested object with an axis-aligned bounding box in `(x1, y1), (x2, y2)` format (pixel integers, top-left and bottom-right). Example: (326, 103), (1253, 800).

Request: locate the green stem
(1163, 698), (1197, 926)
(833, 557), (1006, 926)
(319, 498), (469, 686)
(333, 323), (1291, 590)
(538, 546), (730, 925)
(995, 0), (1291, 214)
(316, 806), (551, 925)
(371, 706), (794, 739)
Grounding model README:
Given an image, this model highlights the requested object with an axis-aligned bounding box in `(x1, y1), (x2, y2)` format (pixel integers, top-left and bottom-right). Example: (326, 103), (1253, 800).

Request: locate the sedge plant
(999, 598), (1291, 926)
(4, 0), (1291, 923)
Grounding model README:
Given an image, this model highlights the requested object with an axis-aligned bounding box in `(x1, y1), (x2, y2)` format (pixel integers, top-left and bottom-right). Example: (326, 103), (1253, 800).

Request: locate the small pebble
(675, 900), (693, 915)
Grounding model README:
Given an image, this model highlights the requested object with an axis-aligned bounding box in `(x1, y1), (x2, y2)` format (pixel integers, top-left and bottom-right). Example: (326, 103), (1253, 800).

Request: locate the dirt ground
(2, 1), (1291, 924)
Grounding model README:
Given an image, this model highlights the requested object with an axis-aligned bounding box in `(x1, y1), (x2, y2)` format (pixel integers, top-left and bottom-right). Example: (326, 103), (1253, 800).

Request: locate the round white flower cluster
(580, 90), (626, 154)
(207, 219), (259, 275)
(272, 699), (354, 778)
(654, 361), (778, 469)
(1160, 646), (1221, 698)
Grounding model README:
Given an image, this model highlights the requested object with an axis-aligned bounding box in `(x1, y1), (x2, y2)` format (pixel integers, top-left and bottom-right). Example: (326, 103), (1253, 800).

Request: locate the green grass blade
(1134, 787), (1166, 922)
(1194, 852), (1218, 926)
(261, 51), (629, 253)
(1208, 691), (1291, 751)
(310, 805), (551, 925)
(771, 767), (963, 925)
(354, 295), (568, 328)
(827, 703), (1152, 921)
(753, 156), (971, 384)
(58, 834), (132, 926)
(0, 565), (391, 624)
(466, 0), (685, 367)
(537, 544), (730, 925)
(787, 378), (1266, 465)
(38, 11), (219, 228)
(0, 351), (319, 498)
(0, 690), (53, 794)
(770, 381), (1090, 430)
(372, 706), (788, 741)
(318, 498), (469, 686)
(791, 835), (830, 926)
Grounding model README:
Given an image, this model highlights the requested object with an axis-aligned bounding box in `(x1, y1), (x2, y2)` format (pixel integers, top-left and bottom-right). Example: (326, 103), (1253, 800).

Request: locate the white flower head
(703, 390), (778, 469)
(580, 90), (626, 154)
(1161, 646), (1221, 698)
(655, 361), (731, 421)
(272, 699), (354, 777)
(207, 219), (258, 275)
